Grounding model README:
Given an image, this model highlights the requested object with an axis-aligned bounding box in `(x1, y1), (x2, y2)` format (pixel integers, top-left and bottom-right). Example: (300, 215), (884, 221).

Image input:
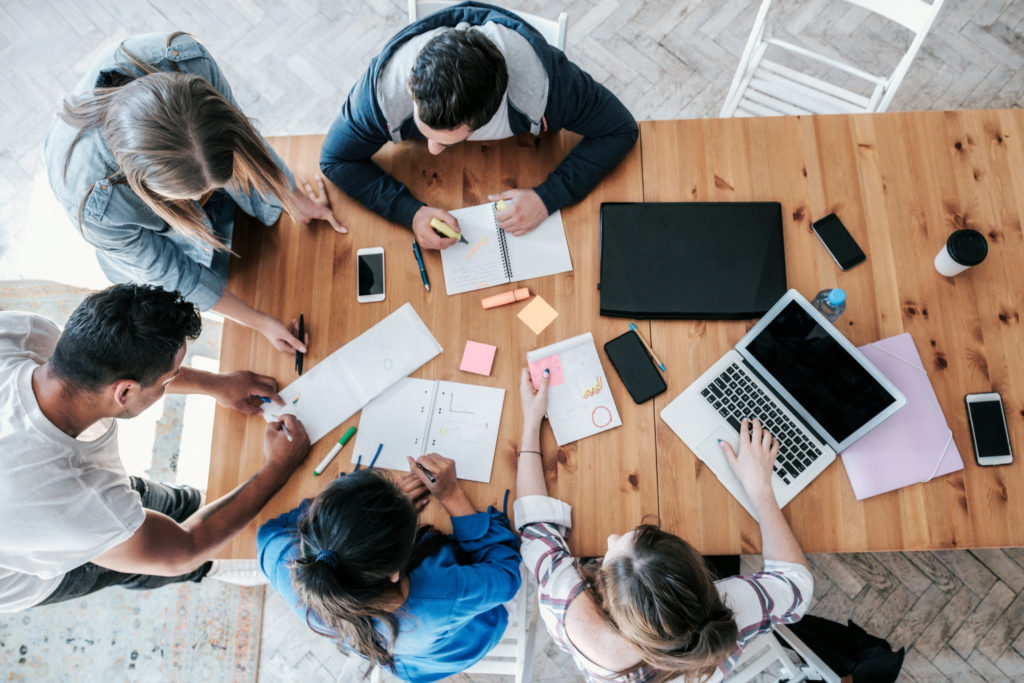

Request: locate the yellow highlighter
(430, 217), (469, 244)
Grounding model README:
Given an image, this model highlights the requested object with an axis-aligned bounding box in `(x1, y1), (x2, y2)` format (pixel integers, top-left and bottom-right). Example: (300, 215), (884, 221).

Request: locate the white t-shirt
(0, 312), (145, 612)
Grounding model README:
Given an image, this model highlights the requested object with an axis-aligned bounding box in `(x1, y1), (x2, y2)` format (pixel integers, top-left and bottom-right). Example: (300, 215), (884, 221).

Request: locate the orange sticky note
(517, 296), (558, 335)
(460, 340), (497, 376)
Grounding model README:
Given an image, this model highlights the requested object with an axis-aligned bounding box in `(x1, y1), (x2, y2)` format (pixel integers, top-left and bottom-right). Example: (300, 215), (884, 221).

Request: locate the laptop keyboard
(700, 363), (824, 486)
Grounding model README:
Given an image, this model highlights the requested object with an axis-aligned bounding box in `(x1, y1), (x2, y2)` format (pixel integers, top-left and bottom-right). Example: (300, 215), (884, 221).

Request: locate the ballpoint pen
(412, 242), (430, 291)
(415, 462), (437, 484)
(630, 322), (667, 372)
(295, 313), (305, 375)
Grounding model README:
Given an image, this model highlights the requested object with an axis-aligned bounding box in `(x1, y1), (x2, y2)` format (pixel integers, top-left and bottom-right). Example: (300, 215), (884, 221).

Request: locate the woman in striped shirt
(513, 369), (813, 682)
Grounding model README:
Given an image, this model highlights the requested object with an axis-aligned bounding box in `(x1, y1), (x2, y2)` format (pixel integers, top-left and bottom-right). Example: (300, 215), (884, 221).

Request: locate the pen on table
(295, 313), (305, 376)
(415, 461), (437, 484)
(630, 322), (667, 372)
(369, 443), (383, 469)
(412, 242), (430, 291)
(429, 217), (469, 245)
(313, 426), (357, 476)
(354, 454), (363, 471)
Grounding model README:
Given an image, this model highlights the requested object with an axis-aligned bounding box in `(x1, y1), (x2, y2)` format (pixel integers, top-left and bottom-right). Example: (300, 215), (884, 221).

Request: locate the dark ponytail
(577, 525), (740, 683)
(290, 470), (446, 670)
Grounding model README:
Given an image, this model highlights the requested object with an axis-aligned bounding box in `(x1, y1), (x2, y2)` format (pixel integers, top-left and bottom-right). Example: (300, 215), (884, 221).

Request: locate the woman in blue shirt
(258, 453), (522, 682)
(44, 32), (345, 354)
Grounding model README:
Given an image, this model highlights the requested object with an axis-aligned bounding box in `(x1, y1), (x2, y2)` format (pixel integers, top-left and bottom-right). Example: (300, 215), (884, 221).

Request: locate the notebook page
(351, 377), (434, 469)
(353, 378), (505, 483)
(503, 210), (573, 282)
(441, 203), (508, 295)
(262, 303), (441, 443)
(526, 332), (621, 445)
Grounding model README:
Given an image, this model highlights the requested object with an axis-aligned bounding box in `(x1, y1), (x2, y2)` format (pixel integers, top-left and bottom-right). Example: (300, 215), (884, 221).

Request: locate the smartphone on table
(356, 247), (386, 303)
(604, 330), (666, 404)
(812, 213), (866, 270)
(965, 392), (1013, 466)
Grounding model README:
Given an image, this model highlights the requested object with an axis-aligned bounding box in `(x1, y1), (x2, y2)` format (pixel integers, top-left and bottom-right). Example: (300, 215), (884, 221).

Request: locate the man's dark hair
(408, 29), (509, 131)
(50, 283), (201, 391)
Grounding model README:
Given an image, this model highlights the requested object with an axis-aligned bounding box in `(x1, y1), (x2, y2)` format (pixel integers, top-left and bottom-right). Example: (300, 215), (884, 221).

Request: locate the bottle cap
(827, 289), (846, 306)
(946, 229), (988, 266)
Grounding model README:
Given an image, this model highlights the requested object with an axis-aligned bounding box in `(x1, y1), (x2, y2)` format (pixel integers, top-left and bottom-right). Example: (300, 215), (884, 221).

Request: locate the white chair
(720, 0), (944, 117)
(724, 624), (841, 682)
(408, 0), (568, 51)
(365, 563), (539, 683)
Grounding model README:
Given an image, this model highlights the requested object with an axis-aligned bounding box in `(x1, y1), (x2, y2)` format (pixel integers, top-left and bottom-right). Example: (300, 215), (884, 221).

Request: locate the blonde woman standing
(45, 32), (345, 353)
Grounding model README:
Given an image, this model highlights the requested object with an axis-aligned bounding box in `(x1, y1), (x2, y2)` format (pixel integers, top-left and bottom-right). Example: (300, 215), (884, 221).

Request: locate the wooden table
(210, 110), (1024, 559)
(209, 131), (653, 559)
(646, 111), (1024, 554)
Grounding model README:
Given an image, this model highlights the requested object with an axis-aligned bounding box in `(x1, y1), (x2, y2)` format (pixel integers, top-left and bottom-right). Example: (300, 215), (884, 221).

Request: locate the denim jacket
(43, 33), (295, 310)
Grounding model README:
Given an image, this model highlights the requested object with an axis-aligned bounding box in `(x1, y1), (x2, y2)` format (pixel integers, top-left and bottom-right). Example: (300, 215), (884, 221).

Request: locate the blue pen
(256, 396), (272, 403)
(630, 322), (667, 372)
(369, 443), (383, 469)
(354, 454), (362, 472)
(412, 242), (430, 291)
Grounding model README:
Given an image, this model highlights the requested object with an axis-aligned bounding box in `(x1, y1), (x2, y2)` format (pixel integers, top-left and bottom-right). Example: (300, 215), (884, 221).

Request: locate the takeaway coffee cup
(934, 229), (988, 277)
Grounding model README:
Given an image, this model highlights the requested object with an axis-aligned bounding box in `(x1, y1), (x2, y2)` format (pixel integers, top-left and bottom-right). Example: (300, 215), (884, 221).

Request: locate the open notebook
(526, 332), (621, 445)
(352, 377), (505, 483)
(261, 304), (442, 443)
(440, 203), (572, 295)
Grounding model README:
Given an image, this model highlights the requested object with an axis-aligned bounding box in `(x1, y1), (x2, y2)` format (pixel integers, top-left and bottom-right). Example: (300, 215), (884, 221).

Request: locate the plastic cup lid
(947, 229), (988, 266)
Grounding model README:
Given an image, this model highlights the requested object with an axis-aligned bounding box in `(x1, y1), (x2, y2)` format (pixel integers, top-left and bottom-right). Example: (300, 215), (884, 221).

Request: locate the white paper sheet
(261, 304), (442, 443)
(441, 203), (572, 295)
(526, 332), (621, 445)
(352, 377), (505, 483)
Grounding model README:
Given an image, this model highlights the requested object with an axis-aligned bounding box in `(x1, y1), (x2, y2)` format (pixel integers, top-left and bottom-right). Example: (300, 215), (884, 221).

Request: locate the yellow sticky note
(517, 296), (558, 335)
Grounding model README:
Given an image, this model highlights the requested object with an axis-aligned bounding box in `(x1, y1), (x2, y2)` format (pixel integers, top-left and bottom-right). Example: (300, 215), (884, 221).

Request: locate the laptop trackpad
(697, 427), (757, 517)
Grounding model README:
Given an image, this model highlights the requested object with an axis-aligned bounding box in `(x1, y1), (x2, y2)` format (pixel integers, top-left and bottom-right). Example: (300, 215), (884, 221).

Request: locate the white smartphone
(356, 247), (386, 303)
(965, 392), (1013, 466)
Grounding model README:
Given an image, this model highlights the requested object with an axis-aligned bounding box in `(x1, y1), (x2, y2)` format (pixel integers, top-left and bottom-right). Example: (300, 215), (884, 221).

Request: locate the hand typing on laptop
(719, 418), (807, 564)
(719, 418), (780, 509)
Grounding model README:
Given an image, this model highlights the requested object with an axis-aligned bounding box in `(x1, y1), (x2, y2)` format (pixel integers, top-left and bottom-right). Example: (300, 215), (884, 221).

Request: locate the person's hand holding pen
(397, 470), (430, 511)
(407, 453), (476, 517)
(264, 414), (310, 474)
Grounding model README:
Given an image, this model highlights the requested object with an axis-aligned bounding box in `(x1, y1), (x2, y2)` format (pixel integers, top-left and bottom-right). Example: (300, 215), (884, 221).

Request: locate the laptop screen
(744, 301), (897, 443)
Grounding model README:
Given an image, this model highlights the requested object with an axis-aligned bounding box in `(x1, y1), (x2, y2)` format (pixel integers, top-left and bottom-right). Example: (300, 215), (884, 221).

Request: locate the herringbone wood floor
(2, 1), (1023, 681)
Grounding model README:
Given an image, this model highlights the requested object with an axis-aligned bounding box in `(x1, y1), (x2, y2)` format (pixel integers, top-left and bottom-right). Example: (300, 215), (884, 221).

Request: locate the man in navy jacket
(320, 1), (639, 249)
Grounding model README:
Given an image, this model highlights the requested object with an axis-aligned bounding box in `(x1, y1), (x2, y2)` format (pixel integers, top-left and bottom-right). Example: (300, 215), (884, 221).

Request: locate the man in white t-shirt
(0, 283), (310, 612)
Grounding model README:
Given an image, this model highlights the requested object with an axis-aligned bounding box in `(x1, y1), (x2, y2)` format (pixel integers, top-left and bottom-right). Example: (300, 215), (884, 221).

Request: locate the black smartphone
(604, 331), (666, 404)
(965, 392), (1014, 466)
(811, 213), (866, 270)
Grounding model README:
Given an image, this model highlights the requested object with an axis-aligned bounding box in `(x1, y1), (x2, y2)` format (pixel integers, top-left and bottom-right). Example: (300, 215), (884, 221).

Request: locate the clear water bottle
(812, 288), (846, 323)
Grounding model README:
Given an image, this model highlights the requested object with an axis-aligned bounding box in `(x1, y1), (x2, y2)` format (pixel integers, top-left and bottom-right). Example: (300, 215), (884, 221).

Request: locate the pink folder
(841, 333), (963, 500)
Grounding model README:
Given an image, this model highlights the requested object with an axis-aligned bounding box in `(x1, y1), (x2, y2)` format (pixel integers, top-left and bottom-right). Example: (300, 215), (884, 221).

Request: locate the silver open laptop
(660, 289), (906, 517)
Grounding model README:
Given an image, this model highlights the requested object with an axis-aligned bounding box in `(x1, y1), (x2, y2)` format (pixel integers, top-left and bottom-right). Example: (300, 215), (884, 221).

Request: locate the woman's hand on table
(293, 175), (347, 234)
(258, 315), (309, 354)
(396, 470), (430, 511)
(519, 367), (549, 431)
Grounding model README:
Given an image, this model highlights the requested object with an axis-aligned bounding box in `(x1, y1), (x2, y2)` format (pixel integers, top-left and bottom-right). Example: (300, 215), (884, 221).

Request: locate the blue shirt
(43, 33), (295, 310)
(257, 500), (522, 683)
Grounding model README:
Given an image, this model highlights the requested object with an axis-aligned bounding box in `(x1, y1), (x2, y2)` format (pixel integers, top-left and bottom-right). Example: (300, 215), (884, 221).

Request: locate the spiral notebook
(440, 202), (572, 295)
(352, 377), (505, 483)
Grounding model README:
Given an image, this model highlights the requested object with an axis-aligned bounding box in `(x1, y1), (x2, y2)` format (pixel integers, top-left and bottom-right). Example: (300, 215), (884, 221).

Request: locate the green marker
(314, 426), (357, 476)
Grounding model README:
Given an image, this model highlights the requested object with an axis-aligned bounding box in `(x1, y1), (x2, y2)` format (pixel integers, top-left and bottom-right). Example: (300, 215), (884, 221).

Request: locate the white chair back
(725, 624), (841, 682)
(720, 0), (944, 117)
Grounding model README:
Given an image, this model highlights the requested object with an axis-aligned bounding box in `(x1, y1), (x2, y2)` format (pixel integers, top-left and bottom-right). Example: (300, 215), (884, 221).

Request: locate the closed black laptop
(599, 202), (787, 319)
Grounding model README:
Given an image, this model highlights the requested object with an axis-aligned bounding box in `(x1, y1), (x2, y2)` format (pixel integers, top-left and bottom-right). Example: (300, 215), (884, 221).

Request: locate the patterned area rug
(0, 280), (263, 683)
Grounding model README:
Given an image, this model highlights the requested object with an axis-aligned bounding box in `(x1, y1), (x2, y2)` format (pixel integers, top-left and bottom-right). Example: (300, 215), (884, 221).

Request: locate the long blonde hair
(59, 33), (295, 250)
(577, 525), (739, 683)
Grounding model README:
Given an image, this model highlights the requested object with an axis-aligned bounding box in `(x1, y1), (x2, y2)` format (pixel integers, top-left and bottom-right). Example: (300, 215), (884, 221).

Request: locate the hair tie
(315, 548), (339, 570)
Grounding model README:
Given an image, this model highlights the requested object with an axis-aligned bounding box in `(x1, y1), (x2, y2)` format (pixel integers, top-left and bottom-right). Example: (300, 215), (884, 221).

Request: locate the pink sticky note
(460, 340), (497, 376)
(528, 354), (566, 390)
